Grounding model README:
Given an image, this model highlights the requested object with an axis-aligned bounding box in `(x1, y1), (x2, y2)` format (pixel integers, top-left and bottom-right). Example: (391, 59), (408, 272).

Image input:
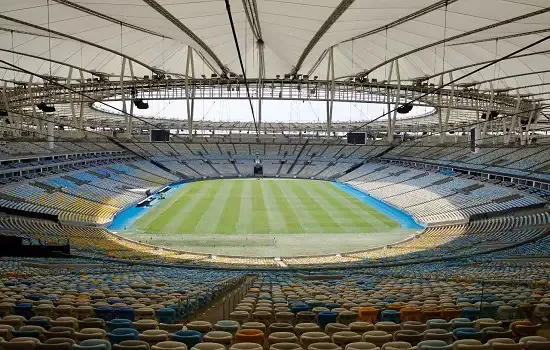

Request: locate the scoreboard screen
(151, 129), (170, 142)
(347, 132), (366, 145)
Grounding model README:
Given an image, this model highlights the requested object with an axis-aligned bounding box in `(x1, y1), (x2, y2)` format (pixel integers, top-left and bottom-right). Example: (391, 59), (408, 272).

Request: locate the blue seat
(11, 329), (42, 339)
(95, 306), (115, 321)
(107, 328), (139, 344)
(25, 294), (43, 302)
(14, 303), (33, 319)
(453, 327), (484, 341)
(380, 309), (400, 323)
(460, 307), (479, 321)
(114, 307), (135, 321)
(106, 319), (133, 332)
(215, 320), (240, 334)
(157, 308), (176, 324)
(317, 311), (338, 328)
(291, 303), (310, 314)
(479, 304), (499, 318)
(324, 303), (341, 310)
(170, 330), (202, 348)
(24, 317), (50, 329)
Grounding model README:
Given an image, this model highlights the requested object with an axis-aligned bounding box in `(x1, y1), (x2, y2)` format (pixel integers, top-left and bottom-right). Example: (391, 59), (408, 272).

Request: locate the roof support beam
(385, 60), (394, 142)
(307, 49), (328, 77)
(480, 82), (495, 144)
(443, 72), (455, 142)
(450, 28), (550, 47)
(436, 75), (444, 142)
(53, 0), (169, 38)
(27, 75), (41, 131)
(257, 40), (265, 133)
(528, 106), (540, 145)
(242, 0), (263, 40)
(391, 60), (401, 142)
(410, 49), (550, 83)
(342, 0), (457, 44)
(142, 0), (229, 74)
(2, 81), (18, 137)
(326, 46), (335, 139)
(357, 7), (550, 78)
(0, 27), (61, 39)
(465, 69), (550, 87)
(185, 47), (196, 139)
(505, 90), (522, 145)
(0, 48), (100, 77)
(242, 0), (265, 132)
(290, 0), (355, 75)
(0, 14), (161, 75)
(78, 69), (85, 138)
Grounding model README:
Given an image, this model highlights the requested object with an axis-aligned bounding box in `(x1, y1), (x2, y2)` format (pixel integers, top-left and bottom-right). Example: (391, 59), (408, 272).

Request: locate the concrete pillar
(47, 120), (54, 150)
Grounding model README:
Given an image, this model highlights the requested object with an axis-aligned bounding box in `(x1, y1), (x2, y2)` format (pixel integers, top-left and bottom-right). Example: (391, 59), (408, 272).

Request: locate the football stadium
(0, 1), (550, 349)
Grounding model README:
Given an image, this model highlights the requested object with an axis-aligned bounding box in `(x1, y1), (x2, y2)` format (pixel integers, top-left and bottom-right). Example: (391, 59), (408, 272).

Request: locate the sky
(94, 99), (435, 123)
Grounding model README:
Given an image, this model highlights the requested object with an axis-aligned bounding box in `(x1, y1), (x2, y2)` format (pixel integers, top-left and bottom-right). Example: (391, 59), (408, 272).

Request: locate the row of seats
(384, 144), (550, 179)
(0, 141), (122, 159)
(0, 161), (177, 224)
(1, 260), (549, 349)
(340, 162), (544, 225)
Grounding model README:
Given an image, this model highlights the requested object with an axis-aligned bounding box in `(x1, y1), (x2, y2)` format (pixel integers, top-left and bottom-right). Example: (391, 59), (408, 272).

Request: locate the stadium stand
(1, 1), (550, 347)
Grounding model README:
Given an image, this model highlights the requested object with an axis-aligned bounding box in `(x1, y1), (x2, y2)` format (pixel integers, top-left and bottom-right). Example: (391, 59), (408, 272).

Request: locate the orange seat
(357, 307), (378, 324)
(400, 308), (422, 322)
(387, 304), (403, 311)
(235, 329), (264, 345)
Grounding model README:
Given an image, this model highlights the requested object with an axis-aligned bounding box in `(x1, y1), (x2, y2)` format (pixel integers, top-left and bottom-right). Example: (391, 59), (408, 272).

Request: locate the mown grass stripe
(288, 180), (345, 233)
(236, 179), (253, 234)
(261, 180), (288, 233)
(173, 180), (224, 233)
(216, 180), (242, 234)
(302, 181), (373, 232)
(268, 180), (305, 234)
(196, 180), (234, 234)
(133, 184), (191, 230)
(251, 179), (271, 233)
(274, 180), (324, 233)
(141, 182), (213, 233)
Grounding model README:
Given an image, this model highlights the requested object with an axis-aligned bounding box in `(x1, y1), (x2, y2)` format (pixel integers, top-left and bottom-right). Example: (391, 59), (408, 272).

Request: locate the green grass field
(133, 179), (399, 235)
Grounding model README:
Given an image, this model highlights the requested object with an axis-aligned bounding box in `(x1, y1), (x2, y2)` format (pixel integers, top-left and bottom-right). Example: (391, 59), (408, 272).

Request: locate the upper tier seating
(384, 144), (550, 181)
(0, 140), (123, 158)
(338, 162), (545, 225)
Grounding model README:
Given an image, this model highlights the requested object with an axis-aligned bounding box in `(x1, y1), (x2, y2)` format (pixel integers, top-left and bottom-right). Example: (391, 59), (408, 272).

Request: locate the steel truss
(3, 77), (533, 114)
(1, 75), (542, 139)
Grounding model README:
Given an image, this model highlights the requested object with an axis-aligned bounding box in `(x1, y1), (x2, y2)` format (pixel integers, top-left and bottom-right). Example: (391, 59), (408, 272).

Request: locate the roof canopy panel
(0, 0), (546, 103)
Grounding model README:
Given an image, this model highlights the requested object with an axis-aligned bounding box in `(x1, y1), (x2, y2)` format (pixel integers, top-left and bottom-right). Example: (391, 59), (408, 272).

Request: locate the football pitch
(133, 178), (399, 235)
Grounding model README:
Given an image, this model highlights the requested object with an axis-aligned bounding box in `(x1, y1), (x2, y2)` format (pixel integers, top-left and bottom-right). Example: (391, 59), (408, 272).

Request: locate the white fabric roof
(0, 0), (549, 100)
